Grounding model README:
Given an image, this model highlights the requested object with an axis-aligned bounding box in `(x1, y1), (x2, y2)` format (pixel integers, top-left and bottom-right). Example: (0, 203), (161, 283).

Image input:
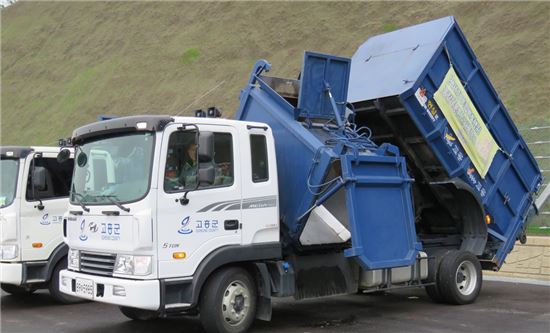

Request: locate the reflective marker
(173, 252), (186, 259)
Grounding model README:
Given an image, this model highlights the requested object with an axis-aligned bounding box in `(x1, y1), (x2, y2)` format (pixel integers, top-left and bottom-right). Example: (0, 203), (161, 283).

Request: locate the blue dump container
(236, 53), (420, 270)
(236, 17), (541, 271)
(348, 16), (543, 267)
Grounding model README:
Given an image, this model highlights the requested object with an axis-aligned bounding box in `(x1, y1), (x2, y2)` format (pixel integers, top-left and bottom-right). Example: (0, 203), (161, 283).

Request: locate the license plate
(75, 278), (94, 299)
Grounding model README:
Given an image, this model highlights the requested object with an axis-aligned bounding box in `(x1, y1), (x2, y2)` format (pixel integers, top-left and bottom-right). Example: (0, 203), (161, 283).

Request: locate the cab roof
(71, 115), (270, 143)
(0, 146), (65, 159)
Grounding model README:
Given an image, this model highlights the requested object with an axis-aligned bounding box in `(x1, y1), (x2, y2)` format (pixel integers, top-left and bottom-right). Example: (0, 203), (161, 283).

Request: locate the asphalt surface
(1, 280), (549, 333)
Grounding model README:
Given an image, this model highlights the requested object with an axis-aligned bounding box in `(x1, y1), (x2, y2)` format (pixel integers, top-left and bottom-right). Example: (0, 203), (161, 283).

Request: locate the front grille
(80, 251), (116, 276)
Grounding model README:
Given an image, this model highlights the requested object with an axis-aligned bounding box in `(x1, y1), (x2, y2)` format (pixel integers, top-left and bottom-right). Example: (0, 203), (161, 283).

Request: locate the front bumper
(59, 269), (160, 310)
(0, 262), (23, 285)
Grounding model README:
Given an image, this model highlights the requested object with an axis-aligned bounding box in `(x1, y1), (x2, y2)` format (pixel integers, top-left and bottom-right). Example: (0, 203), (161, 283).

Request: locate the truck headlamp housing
(68, 248), (80, 270)
(0, 244), (18, 260)
(114, 255), (152, 276)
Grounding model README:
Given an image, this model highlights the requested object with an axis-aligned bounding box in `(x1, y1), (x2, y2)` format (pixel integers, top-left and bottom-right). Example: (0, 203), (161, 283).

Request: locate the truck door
(20, 152), (73, 262)
(156, 123), (242, 278)
(240, 129), (280, 245)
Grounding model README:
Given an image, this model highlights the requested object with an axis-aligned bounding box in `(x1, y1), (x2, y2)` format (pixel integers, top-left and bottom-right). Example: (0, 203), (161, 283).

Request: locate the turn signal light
(485, 214), (491, 225)
(173, 252), (186, 259)
(32, 243), (43, 248)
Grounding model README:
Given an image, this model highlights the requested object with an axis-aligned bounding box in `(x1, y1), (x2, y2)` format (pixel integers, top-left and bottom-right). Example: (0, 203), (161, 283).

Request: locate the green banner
(434, 66), (499, 178)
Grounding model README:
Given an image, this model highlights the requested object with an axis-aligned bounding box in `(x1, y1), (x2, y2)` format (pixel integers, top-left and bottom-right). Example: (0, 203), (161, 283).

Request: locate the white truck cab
(60, 116), (281, 330)
(0, 146), (78, 302)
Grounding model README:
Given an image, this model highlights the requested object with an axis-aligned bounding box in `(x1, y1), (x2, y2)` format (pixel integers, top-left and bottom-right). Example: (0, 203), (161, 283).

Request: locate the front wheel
(1, 283), (36, 296)
(119, 306), (160, 321)
(200, 267), (257, 333)
(437, 250), (482, 305)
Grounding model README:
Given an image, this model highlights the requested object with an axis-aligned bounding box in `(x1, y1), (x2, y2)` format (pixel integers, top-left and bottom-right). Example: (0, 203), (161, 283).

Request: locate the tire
(119, 306), (160, 321)
(1, 283), (36, 295)
(200, 267), (257, 333)
(48, 259), (82, 304)
(437, 250), (482, 305)
(424, 249), (450, 303)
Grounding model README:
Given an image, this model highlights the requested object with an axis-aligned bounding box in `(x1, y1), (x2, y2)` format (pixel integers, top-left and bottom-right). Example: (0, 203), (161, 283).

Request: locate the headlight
(68, 248), (80, 270)
(0, 244), (18, 260)
(114, 255), (151, 276)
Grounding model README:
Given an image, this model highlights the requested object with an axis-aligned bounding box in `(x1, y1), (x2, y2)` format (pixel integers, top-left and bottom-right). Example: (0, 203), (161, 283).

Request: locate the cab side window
(164, 131), (234, 192)
(213, 133), (234, 187)
(26, 157), (74, 201)
(250, 135), (268, 183)
(164, 131), (197, 192)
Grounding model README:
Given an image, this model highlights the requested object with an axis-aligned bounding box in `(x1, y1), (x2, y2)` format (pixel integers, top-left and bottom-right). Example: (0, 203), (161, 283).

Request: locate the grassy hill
(1, 2), (549, 227)
(2, 2), (549, 144)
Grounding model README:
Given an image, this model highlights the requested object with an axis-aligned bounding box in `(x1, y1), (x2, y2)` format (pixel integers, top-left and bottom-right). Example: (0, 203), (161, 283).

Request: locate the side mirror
(32, 166), (47, 191)
(198, 132), (214, 162)
(57, 148), (71, 163)
(198, 164), (215, 186)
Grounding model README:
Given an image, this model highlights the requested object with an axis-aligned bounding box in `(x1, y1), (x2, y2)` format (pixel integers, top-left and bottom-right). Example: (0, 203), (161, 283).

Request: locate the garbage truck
(58, 17), (542, 333)
(0, 146), (78, 303)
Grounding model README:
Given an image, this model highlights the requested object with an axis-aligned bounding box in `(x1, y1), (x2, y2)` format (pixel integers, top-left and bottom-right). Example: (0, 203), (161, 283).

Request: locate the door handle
(224, 220), (239, 230)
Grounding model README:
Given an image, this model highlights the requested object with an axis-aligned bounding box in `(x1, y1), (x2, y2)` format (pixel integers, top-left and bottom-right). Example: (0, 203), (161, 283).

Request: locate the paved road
(2, 281), (549, 333)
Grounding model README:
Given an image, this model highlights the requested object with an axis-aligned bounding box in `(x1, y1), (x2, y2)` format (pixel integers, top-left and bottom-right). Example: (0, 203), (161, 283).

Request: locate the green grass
(505, 95), (517, 115)
(180, 48), (200, 65)
(381, 22), (398, 33)
(527, 224), (550, 236)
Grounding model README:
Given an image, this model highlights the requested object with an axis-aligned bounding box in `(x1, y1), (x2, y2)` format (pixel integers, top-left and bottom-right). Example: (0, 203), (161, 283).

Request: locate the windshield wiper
(96, 195), (130, 213)
(71, 190), (90, 213)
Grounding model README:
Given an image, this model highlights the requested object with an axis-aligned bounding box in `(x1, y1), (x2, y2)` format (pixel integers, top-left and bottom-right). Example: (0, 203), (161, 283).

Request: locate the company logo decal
(196, 220), (219, 233)
(79, 220), (88, 241)
(178, 216), (193, 235)
(89, 222), (98, 233)
(40, 213), (50, 225)
(445, 132), (456, 142)
(100, 223), (120, 241)
(443, 127), (465, 163)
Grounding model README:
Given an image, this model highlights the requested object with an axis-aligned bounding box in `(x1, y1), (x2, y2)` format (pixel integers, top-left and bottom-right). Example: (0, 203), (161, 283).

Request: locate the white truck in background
(0, 146), (78, 303)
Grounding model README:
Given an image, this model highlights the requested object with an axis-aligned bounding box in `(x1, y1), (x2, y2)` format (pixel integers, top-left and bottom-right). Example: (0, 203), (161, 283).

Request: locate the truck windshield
(0, 158), (19, 208)
(71, 132), (155, 205)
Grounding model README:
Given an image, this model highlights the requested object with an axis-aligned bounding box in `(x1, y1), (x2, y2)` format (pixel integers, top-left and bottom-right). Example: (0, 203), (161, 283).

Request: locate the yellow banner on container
(434, 66), (499, 178)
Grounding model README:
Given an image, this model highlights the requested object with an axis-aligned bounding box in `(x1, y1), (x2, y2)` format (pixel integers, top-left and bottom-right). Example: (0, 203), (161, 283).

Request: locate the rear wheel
(48, 259), (82, 304)
(1, 283), (36, 295)
(119, 306), (160, 321)
(424, 249), (450, 303)
(200, 267), (257, 333)
(437, 250), (482, 304)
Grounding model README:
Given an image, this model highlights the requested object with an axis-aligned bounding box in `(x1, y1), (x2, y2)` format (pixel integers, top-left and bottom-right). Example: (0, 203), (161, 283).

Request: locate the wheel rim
(221, 280), (251, 326)
(455, 260), (477, 296)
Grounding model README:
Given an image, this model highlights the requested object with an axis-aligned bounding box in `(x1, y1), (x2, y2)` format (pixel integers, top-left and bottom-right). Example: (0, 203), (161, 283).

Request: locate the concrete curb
(483, 275), (550, 287)
(485, 236), (550, 281)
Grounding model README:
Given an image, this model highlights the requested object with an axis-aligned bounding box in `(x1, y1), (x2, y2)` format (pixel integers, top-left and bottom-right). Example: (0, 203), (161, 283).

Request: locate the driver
(179, 143), (198, 188)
